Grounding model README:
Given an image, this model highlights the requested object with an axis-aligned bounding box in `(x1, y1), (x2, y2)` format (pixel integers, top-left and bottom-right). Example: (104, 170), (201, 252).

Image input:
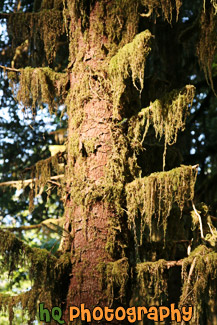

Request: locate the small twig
(207, 222), (215, 236)
(211, 215), (217, 222)
(182, 257), (197, 301)
(140, 8), (153, 18)
(89, 164), (105, 171)
(180, 258), (197, 325)
(0, 174), (64, 187)
(192, 202), (204, 239)
(166, 260), (183, 269)
(1, 224), (42, 231)
(47, 180), (61, 187)
(0, 64), (20, 72)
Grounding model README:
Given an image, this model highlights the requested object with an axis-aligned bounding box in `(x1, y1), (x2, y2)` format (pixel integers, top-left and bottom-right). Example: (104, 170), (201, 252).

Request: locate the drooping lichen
(141, 0), (182, 23)
(204, 0), (217, 14)
(180, 245), (217, 324)
(128, 85), (195, 169)
(98, 257), (129, 306)
(136, 259), (168, 305)
(126, 165), (197, 243)
(0, 229), (71, 323)
(8, 67), (67, 112)
(7, 9), (65, 64)
(29, 152), (65, 212)
(109, 30), (153, 116)
(197, 4), (217, 93)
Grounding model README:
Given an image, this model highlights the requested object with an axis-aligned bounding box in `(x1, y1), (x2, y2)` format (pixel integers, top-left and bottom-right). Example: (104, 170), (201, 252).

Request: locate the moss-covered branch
(8, 67), (67, 111)
(98, 257), (129, 306)
(7, 9), (65, 64)
(128, 85), (195, 169)
(126, 165), (197, 243)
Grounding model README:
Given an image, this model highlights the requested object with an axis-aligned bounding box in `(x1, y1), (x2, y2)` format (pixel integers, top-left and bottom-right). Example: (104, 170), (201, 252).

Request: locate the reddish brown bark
(63, 4), (117, 321)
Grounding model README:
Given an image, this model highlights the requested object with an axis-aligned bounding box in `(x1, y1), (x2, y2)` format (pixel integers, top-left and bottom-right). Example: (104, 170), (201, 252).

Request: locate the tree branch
(0, 64), (20, 72)
(0, 174), (64, 188)
(1, 224), (42, 231)
(0, 13), (10, 19)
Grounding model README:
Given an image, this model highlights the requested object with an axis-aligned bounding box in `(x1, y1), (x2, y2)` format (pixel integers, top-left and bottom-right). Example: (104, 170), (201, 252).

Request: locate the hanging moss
(29, 152), (65, 212)
(141, 0), (182, 23)
(204, 0), (217, 14)
(136, 259), (168, 305)
(40, 0), (63, 10)
(8, 67), (67, 112)
(109, 30), (152, 116)
(8, 9), (65, 65)
(180, 245), (217, 324)
(0, 229), (71, 324)
(126, 165), (197, 243)
(197, 4), (217, 93)
(128, 85), (195, 169)
(98, 257), (129, 306)
(0, 289), (39, 325)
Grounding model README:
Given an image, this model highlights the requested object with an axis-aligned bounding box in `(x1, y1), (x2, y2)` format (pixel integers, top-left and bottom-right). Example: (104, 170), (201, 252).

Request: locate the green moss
(180, 245), (217, 323)
(136, 259), (168, 305)
(8, 67), (66, 112)
(109, 30), (152, 116)
(28, 152), (65, 212)
(126, 165), (197, 244)
(8, 9), (64, 65)
(141, 0), (182, 22)
(128, 85), (195, 169)
(98, 257), (129, 306)
(197, 4), (217, 93)
(0, 229), (71, 323)
(40, 0), (63, 10)
(66, 64), (91, 128)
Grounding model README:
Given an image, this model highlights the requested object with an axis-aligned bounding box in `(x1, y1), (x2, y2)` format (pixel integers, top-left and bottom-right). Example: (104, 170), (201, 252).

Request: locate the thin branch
(192, 202), (204, 238)
(0, 174), (64, 188)
(47, 180), (61, 187)
(1, 224), (42, 231)
(140, 8), (152, 18)
(0, 13), (10, 19)
(0, 64), (20, 72)
(166, 260), (183, 269)
(207, 222), (215, 236)
(180, 257), (197, 325)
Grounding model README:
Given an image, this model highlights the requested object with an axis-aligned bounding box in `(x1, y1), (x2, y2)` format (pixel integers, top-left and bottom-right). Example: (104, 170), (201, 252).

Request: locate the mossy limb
(128, 85), (195, 169)
(126, 165), (197, 244)
(109, 30), (153, 116)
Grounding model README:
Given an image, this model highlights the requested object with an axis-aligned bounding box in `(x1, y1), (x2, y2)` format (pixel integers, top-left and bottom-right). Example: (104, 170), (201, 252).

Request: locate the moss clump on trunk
(126, 165), (197, 243)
